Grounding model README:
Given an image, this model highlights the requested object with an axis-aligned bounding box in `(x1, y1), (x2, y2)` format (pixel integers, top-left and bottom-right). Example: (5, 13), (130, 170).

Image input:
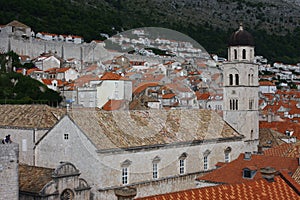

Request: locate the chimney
(114, 187), (137, 200)
(260, 167), (277, 182)
(244, 152), (252, 160)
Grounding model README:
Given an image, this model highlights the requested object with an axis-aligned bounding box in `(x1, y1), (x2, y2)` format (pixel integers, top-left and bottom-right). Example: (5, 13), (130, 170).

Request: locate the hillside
(1, 0), (300, 63)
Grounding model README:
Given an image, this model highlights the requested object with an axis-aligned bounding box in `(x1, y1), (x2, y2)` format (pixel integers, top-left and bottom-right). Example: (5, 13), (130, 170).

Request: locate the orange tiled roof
(264, 141), (300, 158)
(136, 174), (300, 200)
(196, 153), (298, 184)
(102, 99), (126, 111)
(44, 67), (59, 73)
(73, 74), (100, 87)
(100, 72), (122, 80)
(56, 67), (71, 73)
(133, 82), (159, 95)
(41, 79), (64, 86)
(260, 120), (300, 139)
(260, 81), (276, 86)
(195, 91), (210, 100)
(162, 93), (176, 99)
(26, 68), (42, 75)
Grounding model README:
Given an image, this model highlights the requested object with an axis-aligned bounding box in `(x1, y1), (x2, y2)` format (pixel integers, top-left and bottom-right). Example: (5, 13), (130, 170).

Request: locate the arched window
(251, 74), (254, 85)
(235, 74), (239, 85)
(235, 99), (238, 110)
(152, 156), (160, 179)
(230, 99), (233, 110)
(121, 159), (132, 185)
(203, 150), (211, 171)
(242, 49), (246, 59)
(224, 147), (232, 163)
(179, 153), (187, 175)
(229, 74), (233, 85)
(234, 49), (237, 60)
(248, 74), (250, 85)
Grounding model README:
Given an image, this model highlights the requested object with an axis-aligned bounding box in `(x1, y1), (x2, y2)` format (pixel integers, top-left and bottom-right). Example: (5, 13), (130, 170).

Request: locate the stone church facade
(35, 109), (257, 199)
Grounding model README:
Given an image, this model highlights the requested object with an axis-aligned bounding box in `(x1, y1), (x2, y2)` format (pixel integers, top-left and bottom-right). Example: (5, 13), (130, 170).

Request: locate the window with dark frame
(64, 133), (69, 140)
(122, 167), (128, 185)
(153, 163), (158, 179)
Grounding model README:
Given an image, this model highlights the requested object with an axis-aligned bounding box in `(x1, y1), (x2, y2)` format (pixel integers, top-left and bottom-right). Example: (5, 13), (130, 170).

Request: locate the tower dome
(228, 24), (254, 46)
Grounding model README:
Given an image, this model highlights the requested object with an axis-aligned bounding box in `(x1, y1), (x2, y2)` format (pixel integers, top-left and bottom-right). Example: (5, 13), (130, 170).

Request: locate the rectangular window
(225, 152), (230, 163)
(22, 139), (27, 152)
(153, 163), (158, 179)
(179, 159), (185, 175)
(249, 99), (254, 110)
(64, 133), (69, 140)
(122, 167), (128, 184)
(204, 156), (208, 170)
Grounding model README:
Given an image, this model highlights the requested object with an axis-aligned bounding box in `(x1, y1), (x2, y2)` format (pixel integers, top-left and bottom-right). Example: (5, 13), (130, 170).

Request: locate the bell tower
(223, 24), (259, 151)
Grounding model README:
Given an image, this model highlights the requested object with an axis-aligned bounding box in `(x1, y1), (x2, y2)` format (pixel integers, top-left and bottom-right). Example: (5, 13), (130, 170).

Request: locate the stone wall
(0, 34), (116, 63)
(0, 143), (19, 200)
(97, 171), (208, 200)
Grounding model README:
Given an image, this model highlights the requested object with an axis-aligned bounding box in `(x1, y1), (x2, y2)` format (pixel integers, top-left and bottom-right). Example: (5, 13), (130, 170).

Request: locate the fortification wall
(0, 34), (115, 63)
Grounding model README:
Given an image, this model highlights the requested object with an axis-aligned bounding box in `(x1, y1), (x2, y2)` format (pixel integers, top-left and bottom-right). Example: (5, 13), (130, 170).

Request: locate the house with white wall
(56, 67), (79, 81)
(33, 54), (61, 71)
(259, 81), (277, 94)
(96, 72), (132, 109)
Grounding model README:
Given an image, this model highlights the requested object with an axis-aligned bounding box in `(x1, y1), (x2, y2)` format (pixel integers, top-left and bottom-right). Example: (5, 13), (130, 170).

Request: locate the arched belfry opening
(228, 23), (255, 62)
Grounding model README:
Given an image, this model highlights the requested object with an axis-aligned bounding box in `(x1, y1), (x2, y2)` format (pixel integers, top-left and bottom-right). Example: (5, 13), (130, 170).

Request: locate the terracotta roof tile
(259, 128), (288, 148)
(56, 67), (71, 73)
(292, 167), (300, 185)
(260, 120), (300, 139)
(260, 81), (276, 86)
(196, 153), (299, 184)
(195, 92), (210, 100)
(102, 100), (126, 111)
(100, 72), (122, 80)
(26, 68), (42, 75)
(0, 105), (66, 129)
(162, 93), (176, 99)
(68, 109), (241, 150)
(74, 74), (100, 87)
(136, 174), (300, 200)
(133, 82), (159, 95)
(264, 141), (300, 158)
(19, 164), (54, 194)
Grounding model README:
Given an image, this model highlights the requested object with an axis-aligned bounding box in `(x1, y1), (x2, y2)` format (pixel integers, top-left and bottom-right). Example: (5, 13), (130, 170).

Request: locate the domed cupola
(228, 23), (255, 62)
(228, 24), (254, 46)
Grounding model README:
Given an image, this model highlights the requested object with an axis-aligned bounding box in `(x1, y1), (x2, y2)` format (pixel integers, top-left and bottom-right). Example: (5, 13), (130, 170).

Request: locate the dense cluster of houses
(0, 20), (300, 200)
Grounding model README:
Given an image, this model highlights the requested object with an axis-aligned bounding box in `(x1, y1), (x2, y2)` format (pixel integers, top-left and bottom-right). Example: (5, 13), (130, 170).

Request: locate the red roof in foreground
(136, 173), (300, 200)
(196, 153), (298, 184)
